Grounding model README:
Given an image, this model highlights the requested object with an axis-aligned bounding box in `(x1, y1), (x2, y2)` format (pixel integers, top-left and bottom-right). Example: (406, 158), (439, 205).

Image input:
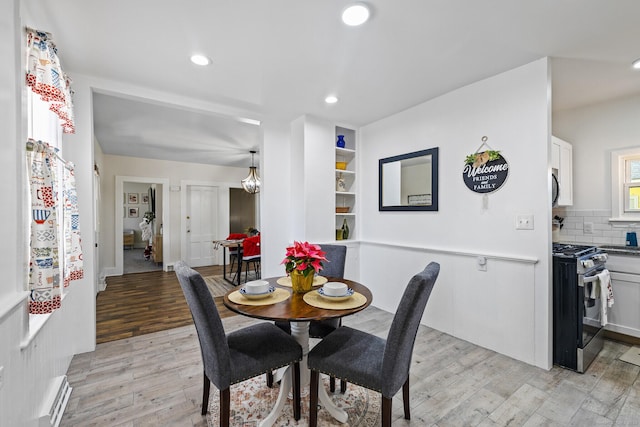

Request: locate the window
(611, 148), (640, 222)
(624, 157), (640, 211)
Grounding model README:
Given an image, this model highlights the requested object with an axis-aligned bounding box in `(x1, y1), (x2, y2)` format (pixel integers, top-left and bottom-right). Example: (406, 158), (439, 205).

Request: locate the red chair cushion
(243, 235), (261, 257)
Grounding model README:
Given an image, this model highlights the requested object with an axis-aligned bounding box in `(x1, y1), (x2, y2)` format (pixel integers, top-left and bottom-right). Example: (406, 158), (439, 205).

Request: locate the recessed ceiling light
(342, 3), (370, 26)
(325, 95), (339, 104)
(190, 54), (211, 66)
(633, 58), (640, 70)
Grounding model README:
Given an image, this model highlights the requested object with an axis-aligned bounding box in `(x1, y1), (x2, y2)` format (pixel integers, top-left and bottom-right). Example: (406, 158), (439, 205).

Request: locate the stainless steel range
(552, 243), (608, 373)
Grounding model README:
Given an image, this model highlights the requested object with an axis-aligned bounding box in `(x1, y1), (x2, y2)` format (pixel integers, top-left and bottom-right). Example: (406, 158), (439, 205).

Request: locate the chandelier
(241, 150), (261, 194)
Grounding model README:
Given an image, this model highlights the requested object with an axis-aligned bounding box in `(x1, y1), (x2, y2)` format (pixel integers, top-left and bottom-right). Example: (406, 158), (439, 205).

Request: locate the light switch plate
(0, 366), (4, 390)
(515, 214), (534, 230)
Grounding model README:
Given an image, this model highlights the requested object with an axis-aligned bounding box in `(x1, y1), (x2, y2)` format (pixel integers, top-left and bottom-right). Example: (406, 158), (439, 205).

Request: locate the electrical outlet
(584, 222), (594, 234)
(515, 215), (534, 230)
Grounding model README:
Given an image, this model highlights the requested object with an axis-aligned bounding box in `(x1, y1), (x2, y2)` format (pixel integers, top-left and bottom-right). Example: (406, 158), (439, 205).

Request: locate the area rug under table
(207, 376), (381, 426)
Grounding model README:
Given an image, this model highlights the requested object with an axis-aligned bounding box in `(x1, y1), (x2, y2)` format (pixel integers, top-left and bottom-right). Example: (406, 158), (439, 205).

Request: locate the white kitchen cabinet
(605, 254), (640, 338)
(552, 136), (573, 206)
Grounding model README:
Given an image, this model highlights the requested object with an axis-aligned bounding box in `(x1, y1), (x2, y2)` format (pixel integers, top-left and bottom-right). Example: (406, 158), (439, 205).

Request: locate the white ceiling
(24, 0), (640, 166)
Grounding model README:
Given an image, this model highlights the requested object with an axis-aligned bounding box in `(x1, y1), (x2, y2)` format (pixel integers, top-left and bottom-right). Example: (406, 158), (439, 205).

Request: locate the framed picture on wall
(128, 193), (139, 204)
(128, 207), (139, 218)
(141, 194), (149, 204)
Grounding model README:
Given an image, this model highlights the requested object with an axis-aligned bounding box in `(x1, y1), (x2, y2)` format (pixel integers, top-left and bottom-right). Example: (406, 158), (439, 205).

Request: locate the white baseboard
(606, 323), (640, 339)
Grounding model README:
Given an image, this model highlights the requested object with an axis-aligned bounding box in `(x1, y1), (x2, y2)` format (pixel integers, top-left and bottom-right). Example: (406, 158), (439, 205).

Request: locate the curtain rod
(26, 139), (74, 170)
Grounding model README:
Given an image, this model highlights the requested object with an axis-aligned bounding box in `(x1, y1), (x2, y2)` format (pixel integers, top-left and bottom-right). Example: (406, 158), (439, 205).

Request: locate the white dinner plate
(239, 286), (276, 300)
(317, 287), (354, 302)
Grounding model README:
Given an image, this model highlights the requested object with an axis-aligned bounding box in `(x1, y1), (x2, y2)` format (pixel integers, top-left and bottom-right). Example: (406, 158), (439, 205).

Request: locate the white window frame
(27, 90), (69, 297)
(611, 148), (640, 223)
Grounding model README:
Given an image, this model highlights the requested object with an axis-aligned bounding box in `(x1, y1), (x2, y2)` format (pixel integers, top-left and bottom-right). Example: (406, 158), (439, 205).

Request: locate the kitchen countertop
(598, 245), (640, 256)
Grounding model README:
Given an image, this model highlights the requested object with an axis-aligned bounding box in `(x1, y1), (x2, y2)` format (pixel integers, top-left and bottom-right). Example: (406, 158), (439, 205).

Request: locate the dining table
(213, 239), (244, 287)
(223, 275), (373, 427)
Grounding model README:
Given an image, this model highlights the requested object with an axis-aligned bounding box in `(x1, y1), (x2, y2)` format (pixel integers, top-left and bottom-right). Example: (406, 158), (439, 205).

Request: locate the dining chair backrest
(175, 261), (232, 390)
(318, 244), (346, 278)
(381, 262), (440, 397)
(242, 234), (261, 257)
(226, 233), (247, 255)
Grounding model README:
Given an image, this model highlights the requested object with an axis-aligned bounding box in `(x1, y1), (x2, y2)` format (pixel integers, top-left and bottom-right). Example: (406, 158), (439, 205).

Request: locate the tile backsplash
(552, 208), (640, 246)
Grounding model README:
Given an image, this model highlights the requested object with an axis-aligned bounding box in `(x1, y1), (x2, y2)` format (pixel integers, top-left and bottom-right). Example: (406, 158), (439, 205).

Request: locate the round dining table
(223, 276), (372, 427)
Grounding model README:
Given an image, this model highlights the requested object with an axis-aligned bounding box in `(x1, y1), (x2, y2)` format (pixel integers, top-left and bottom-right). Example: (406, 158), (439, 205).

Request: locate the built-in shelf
(335, 127), (356, 240)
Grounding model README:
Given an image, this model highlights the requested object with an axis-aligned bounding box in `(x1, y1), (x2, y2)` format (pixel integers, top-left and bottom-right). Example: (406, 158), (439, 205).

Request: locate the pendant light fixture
(241, 150), (261, 194)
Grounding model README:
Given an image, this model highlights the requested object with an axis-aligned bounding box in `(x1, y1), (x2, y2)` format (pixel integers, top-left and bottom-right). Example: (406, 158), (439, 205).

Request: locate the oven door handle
(580, 266), (605, 286)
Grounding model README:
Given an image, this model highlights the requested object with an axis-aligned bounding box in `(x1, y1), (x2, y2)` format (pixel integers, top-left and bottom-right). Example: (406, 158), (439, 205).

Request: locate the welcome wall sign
(462, 137), (509, 194)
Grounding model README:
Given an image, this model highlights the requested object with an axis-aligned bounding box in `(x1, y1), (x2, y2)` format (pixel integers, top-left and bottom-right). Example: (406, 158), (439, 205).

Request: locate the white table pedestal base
(258, 321), (348, 426)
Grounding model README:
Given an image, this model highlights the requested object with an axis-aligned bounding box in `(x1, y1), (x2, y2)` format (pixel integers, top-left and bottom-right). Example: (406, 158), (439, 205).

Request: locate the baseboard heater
(39, 375), (72, 427)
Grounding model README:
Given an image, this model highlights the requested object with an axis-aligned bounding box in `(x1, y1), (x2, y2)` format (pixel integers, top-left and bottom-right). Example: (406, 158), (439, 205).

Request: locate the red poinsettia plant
(281, 241), (327, 277)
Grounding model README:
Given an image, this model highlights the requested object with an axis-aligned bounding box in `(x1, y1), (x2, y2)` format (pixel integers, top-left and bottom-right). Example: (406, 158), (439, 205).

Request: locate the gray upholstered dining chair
(271, 244), (347, 392)
(174, 261), (303, 425)
(307, 262), (440, 427)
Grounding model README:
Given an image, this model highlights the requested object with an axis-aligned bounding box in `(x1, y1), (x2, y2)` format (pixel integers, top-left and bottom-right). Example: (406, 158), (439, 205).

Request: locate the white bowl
(322, 282), (348, 296)
(243, 280), (270, 294)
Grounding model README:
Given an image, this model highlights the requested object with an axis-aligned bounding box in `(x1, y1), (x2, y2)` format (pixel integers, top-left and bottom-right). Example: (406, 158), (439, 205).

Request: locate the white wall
(358, 58), (552, 368)
(289, 115), (335, 244)
(101, 154), (247, 276)
(0, 3), (97, 425)
(260, 120), (294, 278)
(553, 93), (640, 211)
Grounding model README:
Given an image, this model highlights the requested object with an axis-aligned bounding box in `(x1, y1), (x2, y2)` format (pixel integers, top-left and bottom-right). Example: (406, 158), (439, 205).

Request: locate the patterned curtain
(27, 141), (61, 314)
(25, 28), (75, 134)
(27, 140), (84, 314)
(63, 164), (84, 286)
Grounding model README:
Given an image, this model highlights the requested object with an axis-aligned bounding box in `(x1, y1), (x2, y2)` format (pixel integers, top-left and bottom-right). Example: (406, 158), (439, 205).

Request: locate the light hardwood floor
(64, 270), (640, 426)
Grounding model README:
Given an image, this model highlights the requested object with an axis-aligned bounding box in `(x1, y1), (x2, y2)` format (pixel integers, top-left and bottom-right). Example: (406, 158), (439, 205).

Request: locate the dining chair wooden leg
(201, 372), (210, 415)
(220, 388), (230, 427)
(329, 376), (336, 392)
(309, 370), (320, 427)
(382, 395), (392, 427)
(403, 377), (410, 419)
(340, 379), (347, 393)
(266, 371), (274, 388)
(292, 362), (301, 421)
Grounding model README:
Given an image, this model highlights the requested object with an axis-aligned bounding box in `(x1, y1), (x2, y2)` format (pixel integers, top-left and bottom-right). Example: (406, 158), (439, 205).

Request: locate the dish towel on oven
(594, 269), (614, 326)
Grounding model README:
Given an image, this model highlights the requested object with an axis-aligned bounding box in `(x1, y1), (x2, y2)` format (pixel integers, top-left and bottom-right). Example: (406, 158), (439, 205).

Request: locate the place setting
(303, 281), (367, 310)
(227, 280), (290, 305)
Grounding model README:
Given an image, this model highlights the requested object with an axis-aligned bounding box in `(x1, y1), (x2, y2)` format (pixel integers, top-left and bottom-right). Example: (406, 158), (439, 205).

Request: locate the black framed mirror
(379, 147), (439, 211)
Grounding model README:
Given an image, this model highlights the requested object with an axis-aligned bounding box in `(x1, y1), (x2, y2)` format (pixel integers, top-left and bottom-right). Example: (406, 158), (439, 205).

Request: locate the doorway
(230, 188), (258, 233)
(122, 182), (162, 274)
(115, 176), (171, 276)
(179, 182), (260, 268)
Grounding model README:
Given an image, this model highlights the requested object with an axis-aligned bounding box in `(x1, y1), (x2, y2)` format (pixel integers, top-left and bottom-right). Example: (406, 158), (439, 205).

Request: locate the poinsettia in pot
(281, 241), (327, 293)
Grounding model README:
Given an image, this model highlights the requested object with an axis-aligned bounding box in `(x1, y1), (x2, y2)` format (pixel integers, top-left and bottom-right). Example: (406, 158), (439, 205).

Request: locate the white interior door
(187, 185), (218, 267)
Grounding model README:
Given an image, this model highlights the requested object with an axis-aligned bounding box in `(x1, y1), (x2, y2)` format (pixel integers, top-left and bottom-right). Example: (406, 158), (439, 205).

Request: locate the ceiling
(24, 0), (640, 166)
